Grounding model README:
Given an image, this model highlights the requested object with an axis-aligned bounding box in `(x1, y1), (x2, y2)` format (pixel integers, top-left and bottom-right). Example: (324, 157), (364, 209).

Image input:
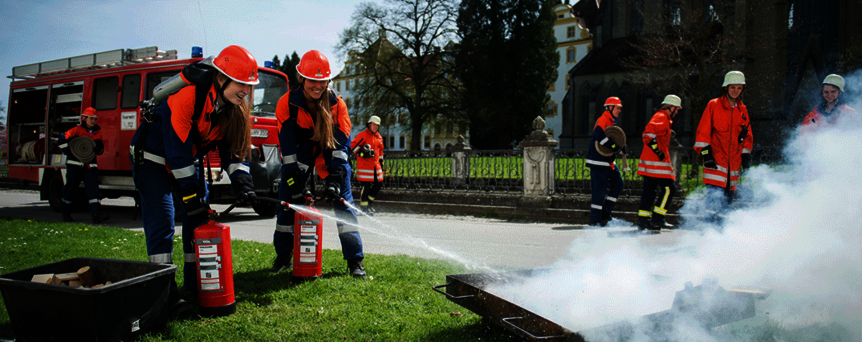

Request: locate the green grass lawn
(0, 218), (521, 341)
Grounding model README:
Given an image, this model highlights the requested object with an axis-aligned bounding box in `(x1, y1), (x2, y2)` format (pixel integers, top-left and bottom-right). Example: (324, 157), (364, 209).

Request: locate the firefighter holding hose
(694, 71), (753, 221)
(271, 50), (367, 278)
(58, 107), (110, 224)
(351, 115), (385, 216)
(637, 95), (682, 231)
(586, 97), (626, 227)
(129, 45), (258, 310)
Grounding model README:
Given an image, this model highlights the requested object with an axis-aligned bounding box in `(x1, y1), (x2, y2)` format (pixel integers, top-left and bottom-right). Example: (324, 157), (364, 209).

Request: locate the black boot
(652, 216), (673, 230)
(367, 202), (376, 216)
(270, 254), (292, 273)
(637, 217), (651, 230)
(62, 212), (74, 222)
(600, 212), (612, 227)
(347, 259), (366, 278)
(91, 213), (111, 223)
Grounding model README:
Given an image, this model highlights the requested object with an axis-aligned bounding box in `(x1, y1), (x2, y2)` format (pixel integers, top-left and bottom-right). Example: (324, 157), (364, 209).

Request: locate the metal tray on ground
(433, 269), (767, 341)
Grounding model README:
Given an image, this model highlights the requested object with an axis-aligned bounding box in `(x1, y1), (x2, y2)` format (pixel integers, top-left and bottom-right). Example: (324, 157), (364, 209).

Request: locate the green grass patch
(0, 218), (522, 341)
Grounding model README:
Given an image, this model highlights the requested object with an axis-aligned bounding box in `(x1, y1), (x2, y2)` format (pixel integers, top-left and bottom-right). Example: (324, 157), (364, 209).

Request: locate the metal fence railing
(332, 145), (783, 198)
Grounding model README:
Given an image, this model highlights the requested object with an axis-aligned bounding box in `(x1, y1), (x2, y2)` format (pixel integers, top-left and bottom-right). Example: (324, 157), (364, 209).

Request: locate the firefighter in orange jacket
(58, 107), (110, 224)
(272, 50), (366, 278)
(694, 71), (753, 212)
(801, 74), (858, 132)
(351, 115), (385, 216)
(637, 95), (681, 231)
(586, 97), (625, 226)
(129, 45), (258, 309)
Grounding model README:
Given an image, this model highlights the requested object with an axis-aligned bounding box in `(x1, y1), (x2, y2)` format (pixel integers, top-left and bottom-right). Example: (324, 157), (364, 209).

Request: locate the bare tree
(336, 0), (462, 150)
(621, 0), (764, 139)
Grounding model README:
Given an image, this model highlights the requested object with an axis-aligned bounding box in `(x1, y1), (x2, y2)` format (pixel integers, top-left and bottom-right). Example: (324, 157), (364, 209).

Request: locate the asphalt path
(0, 189), (685, 270)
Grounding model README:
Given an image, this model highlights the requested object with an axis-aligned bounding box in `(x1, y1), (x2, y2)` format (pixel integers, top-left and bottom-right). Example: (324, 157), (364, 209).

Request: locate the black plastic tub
(0, 257), (176, 342)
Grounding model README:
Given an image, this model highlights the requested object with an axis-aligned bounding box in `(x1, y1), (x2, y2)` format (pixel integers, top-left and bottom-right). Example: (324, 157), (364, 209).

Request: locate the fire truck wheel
(252, 197), (278, 218)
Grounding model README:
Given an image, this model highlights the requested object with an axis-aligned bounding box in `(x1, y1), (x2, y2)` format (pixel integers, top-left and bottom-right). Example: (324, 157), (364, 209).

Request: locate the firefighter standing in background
(694, 71), (753, 217)
(58, 107), (110, 224)
(351, 115), (385, 216)
(271, 50), (367, 278)
(637, 95), (682, 231)
(129, 45), (258, 309)
(801, 74), (858, 132)
(586, 97), (626, 227)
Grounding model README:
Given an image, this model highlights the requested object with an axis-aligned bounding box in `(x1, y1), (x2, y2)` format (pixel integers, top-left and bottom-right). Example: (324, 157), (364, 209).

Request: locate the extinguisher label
(299, 256), (316, 263)
(198, 245), (217, 254)
(201, 279), (221, 291)
(300, 225), (316, 233)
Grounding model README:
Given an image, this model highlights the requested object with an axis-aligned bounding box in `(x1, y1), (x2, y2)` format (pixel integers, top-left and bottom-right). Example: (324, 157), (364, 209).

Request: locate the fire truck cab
(5, 46), (287, 217)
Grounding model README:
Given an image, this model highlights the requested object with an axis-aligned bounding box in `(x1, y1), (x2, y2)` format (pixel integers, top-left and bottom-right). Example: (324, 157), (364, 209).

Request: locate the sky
(0, 0), (371, 114)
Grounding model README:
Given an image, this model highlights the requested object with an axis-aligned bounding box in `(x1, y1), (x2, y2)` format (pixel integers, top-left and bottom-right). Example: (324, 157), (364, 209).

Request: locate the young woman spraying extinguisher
(271, 50), (367, 278)
(129, 45), (258, 310)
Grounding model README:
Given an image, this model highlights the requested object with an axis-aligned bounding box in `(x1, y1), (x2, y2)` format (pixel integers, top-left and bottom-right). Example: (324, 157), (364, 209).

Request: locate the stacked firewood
(29, 266), (112, 288)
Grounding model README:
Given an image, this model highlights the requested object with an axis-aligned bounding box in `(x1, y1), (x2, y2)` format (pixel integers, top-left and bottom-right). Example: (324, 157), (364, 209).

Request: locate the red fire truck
(5, 46), (286, 217)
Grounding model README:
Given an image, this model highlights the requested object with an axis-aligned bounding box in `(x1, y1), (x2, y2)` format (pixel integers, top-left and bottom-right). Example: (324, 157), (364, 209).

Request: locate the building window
(547, 103), (557, 118)
(567, 26), (576, 38)
(390, 136), (396, 149)
(399, 135), (405, 149)
(424, 136), (431, 149)
(345, 98), (351, 109)
(336, 82), (341, 92)
(566, 47), (577, 63)
(346, 79), (351, 91)
(565, 74), (571, 91)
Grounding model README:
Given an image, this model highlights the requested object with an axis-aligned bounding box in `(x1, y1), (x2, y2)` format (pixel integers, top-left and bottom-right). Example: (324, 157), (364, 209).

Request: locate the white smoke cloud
(487, 103), (862, 340)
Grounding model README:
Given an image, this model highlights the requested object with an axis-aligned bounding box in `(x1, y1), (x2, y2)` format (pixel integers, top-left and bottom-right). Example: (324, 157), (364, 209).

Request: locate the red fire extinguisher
(194, 220), (236, 317)
(292, 206), (324, 281)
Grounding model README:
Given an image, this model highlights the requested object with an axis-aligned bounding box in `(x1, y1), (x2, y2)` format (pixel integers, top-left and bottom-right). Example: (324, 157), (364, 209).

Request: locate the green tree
(336, 0), (462, 151)
(455, 0), (558, 149)
(272, 52), (302, 91)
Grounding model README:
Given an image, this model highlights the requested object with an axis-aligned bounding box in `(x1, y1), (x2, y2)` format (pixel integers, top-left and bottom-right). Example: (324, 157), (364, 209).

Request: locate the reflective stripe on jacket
(275, 87), (352, 179)
(637, 109), (675, 180)
(586, 110), (618, 169)
(693, 96), (752, 190)
(351, 129), (384, 182)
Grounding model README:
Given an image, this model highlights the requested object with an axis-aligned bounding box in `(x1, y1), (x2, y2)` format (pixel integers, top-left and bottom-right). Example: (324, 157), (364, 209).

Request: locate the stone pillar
(451, 135), (470, 186)
(520, 117), (559, 196)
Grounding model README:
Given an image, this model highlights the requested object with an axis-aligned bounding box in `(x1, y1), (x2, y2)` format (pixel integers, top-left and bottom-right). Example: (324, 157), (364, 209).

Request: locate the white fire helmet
(661, 94), (682, 108)
(368, 116), (381, 125)
(822, 74), (845, 93)
(722, 71), (746, 87)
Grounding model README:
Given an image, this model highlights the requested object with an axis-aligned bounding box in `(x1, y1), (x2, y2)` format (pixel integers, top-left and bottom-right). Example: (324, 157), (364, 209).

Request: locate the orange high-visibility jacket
(351, 128), (384, 182)
(801, 103), (858, 133)
(637, 109), (675, 180)
(694, 96), (753, 190)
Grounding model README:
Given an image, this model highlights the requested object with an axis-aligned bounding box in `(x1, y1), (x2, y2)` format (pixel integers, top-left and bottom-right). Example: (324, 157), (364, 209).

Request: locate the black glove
(283, 168), (309, 201)
(738, 125), (749, 144)
(619, 145), (628, 155)
(700, 145), (717, 169)
(741, 153), (752, 171)
(324, 166), (346, 203)
(94, 140), (105, 155)
(379, 158), (385, 168)
(180, 187), (209, 221)
(648, 139), (665, 161)
(232, 173), (256, 204)
(358, 144), (375, 159)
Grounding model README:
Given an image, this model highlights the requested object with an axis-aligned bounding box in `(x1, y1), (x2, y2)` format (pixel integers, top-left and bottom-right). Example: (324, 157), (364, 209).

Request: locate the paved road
(0, 189), (685, 270)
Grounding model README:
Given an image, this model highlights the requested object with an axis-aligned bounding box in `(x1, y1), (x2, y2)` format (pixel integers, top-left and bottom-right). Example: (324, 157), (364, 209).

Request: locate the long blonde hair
(301, 77), (336, 150)
(216, 74), (252, 161)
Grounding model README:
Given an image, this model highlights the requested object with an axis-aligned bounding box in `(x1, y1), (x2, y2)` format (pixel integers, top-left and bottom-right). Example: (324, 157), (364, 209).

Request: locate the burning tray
(433, 269), (767, 341)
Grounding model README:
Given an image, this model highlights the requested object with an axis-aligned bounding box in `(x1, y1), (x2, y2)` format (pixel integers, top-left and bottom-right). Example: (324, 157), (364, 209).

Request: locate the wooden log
(77, 266), (96, 287)
(55, 272), (80, 282)
(51, 275), (64, 285)
(68, 280), (83, 288)
(30, 274), (54, 283)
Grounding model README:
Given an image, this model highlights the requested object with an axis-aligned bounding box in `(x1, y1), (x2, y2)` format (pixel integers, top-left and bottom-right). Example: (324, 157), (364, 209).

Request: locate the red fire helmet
(296, 50), (333, 81)
(212, 45), (260, 85)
